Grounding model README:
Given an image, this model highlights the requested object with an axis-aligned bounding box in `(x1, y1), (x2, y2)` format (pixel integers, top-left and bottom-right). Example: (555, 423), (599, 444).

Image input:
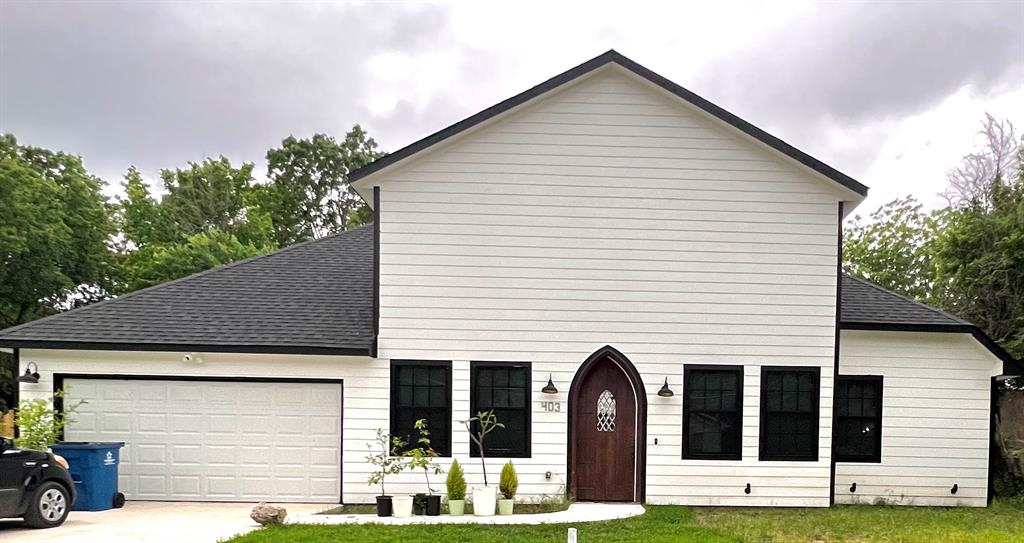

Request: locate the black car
(0, 437), (76, 528)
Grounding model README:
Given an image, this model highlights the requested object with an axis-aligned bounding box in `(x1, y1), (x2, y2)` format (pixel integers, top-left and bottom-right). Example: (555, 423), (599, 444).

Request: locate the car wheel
(22, 481), (70, 529)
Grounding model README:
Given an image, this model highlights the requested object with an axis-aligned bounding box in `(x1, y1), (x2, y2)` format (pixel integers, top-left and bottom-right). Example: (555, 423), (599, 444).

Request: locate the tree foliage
(116, 157), (277, 292)
(265, 126), (382, 245)
(0, 134), (117, 329)
(844, 113), (1024, 364)
(933, 160), (1024, 358)
(843, 196), (942, 302)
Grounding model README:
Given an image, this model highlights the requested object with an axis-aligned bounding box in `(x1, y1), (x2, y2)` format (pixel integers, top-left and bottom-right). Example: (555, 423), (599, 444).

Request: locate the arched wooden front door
(569, 346), (646, 502)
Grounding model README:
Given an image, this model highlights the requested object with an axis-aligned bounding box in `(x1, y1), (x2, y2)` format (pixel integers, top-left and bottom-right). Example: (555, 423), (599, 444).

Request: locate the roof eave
(1, 339), (374, 358)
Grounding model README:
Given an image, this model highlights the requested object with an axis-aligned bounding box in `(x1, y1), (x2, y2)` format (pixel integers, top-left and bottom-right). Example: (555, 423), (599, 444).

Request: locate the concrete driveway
(0, 501), (327, 543)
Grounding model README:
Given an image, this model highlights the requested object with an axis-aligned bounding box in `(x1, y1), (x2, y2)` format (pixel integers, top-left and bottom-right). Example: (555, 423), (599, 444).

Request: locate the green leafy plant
(499, 461), (518, 500)
(446, 459), (466, 500)
(404, 419), (444, 495)
(14, 389), (84, 451)
(365, 428), (406, 496)
(462, 410), (504, 486)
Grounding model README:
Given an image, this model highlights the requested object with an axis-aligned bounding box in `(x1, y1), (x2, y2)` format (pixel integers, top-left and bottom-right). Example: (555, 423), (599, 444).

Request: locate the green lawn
(225, 500), (1024, 543)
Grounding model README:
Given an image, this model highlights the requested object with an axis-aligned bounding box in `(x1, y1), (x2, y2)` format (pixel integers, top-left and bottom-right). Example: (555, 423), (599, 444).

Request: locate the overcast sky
(1, 0), (1022, 216)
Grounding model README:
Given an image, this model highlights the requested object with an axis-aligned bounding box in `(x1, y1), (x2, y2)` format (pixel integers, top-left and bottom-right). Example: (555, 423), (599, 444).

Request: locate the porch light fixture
(657, 378), (674, 397)
(541, 374), (558, 394)
(17, 362), (40, 384)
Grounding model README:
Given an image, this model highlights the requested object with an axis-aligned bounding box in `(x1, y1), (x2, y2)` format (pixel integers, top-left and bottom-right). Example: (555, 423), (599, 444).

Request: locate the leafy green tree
(265, 126), (382, 245)
(0, 134), (116, 329)
(116, 158), (277, 292)
(933, 158), (1024, 358)
(843, 196), (942, 302)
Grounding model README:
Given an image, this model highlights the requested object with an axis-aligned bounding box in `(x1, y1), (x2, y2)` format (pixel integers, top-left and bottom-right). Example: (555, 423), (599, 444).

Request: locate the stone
(250, 502), (287, 525)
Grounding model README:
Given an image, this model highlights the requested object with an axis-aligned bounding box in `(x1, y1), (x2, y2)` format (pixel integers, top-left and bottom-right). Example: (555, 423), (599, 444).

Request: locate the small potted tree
(498, 461), (518, 515)
(405, 419), (444, 516)
(462, 410), (504, 517)
(365, 429), (406, 517)
(446, 459), (466, 516)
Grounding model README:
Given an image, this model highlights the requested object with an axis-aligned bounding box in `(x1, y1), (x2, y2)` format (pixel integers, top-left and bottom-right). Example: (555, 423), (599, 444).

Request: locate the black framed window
(835, 375), (883, 463)
(759, 367), (820, 461)
(470, 362), (531, 458)
(683, 365), (743, 460)
(391, 360), (451, 457)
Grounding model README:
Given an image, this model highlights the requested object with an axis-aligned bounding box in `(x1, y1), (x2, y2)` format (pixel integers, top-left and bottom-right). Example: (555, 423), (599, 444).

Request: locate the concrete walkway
(291, 502), (646, 525)
(0, 501), (327, 543)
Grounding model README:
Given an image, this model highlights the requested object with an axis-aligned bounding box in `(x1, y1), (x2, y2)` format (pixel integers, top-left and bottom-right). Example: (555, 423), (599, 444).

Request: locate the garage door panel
(64, 378), (342, 503)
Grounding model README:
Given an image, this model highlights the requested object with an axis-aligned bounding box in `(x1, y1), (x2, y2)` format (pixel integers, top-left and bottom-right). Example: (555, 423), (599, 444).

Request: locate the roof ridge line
(842, 272), (966, 324)
(0, 225), (373, 337)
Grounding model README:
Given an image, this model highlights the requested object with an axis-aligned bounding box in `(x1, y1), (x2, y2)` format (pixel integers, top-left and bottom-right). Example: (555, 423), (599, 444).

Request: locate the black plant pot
(413, 493), (428, 515)
(425, 494), (442, 516)
(376, 495), (393, 517)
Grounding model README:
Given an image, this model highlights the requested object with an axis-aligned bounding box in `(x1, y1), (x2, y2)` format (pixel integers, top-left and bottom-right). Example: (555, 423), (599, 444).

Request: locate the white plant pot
(472, 485), (496, 517)
(392, 496), (414, 518)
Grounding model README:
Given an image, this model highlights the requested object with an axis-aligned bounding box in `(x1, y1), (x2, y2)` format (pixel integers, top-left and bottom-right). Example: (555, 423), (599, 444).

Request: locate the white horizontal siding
(374, 66), (844, 506)
(835, 331), (1002, 507)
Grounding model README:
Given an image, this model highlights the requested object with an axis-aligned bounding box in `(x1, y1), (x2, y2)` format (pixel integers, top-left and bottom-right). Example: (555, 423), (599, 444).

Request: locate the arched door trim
(567, 345), (647, 502)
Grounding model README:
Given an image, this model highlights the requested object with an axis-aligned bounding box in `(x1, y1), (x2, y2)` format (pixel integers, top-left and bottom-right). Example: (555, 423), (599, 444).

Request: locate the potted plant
(365, 429), (406, 517)
(405, 419), (444, 516)
(446, 459), (466, 516)
(498, 460), (518, 515)
(462, 410), (504, 517)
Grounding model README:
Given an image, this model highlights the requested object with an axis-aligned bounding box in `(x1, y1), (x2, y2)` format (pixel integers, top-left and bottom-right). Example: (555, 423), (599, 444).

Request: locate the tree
(942, 114), (1020, 208)
(116, 158), (276, 292)
(0, 134), (116, 329)
(843, 196), (942, 302)
(933, 154), (1024, 358)
(265, 126), (382, 245)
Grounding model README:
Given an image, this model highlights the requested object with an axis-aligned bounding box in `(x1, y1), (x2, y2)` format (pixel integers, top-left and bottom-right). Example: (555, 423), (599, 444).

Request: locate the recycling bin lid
(52, 442), (125, 449)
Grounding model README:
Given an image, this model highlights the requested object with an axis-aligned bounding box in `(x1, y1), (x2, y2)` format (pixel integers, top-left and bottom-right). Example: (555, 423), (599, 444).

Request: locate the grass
(226, 499), (1024, 543)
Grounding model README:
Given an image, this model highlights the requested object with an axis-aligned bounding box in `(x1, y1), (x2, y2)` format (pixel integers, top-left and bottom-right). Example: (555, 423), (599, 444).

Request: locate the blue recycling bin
(50, 442), (126, 511)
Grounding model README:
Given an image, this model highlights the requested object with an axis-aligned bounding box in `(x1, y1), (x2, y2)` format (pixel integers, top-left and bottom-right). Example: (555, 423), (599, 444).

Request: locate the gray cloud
(690, 1), (1023, 173)
(0, 1), (452, 184)
(1, 0), (1021, 198)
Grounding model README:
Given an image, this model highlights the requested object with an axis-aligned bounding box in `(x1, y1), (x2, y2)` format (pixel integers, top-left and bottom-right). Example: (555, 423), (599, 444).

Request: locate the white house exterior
(3, 51), (1019, 508)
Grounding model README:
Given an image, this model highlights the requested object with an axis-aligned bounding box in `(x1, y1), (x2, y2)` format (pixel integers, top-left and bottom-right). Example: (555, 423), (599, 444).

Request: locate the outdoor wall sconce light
(850, 482), (857, 493)
(744, 483), (751, 495)
(541, 374), (558, 394)
(951, 484), (958, 495)
(17, 362), (40, 384)
(657, 378), (674, 397)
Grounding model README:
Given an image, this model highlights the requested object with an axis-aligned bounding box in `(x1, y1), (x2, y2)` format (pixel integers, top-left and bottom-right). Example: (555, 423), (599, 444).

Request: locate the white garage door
(64, 378), (342, 503)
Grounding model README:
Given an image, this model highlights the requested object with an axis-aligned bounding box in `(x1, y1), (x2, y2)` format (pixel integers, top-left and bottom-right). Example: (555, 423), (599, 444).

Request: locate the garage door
(63, 378), (342, 503)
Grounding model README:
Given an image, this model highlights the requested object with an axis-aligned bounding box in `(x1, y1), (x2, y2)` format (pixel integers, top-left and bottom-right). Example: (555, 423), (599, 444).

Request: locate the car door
(0, 440), (34, 517)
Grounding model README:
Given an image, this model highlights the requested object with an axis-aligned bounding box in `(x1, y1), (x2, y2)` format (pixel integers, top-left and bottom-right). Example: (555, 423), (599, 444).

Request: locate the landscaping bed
(227, 499), (1024, 542)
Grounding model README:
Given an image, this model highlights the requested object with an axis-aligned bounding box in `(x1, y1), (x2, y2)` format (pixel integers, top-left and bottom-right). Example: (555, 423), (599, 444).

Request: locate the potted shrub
(462, 410), (504, 517)
(498, 461), (518, 515)
(446, 459), (467, 516)
(405, 419), (444, 516)
(365, 429), (406, 517)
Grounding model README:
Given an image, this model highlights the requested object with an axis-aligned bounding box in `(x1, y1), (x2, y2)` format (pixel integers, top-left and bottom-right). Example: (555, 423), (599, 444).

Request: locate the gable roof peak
(350, 50), (869, 198)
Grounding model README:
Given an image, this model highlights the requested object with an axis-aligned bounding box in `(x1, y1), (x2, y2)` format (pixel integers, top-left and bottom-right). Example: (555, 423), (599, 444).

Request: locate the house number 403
(541, 401), (561, 412)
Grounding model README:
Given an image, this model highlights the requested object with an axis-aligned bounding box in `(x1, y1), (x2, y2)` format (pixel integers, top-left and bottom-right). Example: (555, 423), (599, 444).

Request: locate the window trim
(834, 374), (884, 464)
(682, 364), (744, 461)
(758, 366), (822, 462)
(469, 361), (532, 458)
(390, 359), (453, 457)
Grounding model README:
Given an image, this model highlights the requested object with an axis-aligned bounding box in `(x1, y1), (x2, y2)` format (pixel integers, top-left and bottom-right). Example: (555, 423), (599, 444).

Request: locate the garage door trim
(53, 373), (345, 503)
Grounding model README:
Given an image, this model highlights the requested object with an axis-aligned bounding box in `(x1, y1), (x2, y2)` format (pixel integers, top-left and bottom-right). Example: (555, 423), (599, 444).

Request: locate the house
(2, 50), (1020, 508)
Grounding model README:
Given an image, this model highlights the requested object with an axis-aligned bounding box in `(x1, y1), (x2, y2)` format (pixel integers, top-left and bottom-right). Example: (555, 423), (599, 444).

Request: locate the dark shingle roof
(0, 225), (375, 355)
(840, 274), (968, 328)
